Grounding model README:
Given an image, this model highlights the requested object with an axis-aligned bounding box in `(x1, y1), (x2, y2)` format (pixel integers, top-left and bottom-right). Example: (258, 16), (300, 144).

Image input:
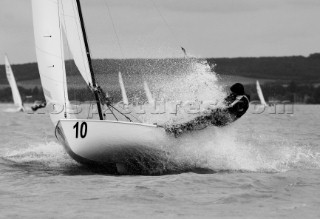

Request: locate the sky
(0, 0), (319, 64)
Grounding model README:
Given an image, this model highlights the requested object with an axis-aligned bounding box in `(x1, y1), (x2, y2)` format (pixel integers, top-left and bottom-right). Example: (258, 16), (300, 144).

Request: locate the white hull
(56, 119), (174, 173)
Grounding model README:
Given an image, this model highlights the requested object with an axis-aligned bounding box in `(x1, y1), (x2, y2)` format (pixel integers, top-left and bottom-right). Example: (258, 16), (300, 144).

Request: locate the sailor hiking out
(165, 83), (250, 137)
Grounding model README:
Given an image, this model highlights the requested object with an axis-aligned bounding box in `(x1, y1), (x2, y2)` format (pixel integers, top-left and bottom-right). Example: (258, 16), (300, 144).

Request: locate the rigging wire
(100, 0), (141, 122)
(100, 0), (190, 123)
(102, 0), (125, 58)
(106, 105), (118, 121)
(109, 104), (132, 122)
(148, 0), (188, 57)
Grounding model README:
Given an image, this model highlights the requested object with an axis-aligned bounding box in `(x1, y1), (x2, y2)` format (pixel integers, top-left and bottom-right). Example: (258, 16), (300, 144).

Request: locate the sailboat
(143, 81), (155, 105)
(256, 80), (268, 107)
(118, 72), (129, 106)
(4, 55), (24, 112)
(32, 0), (249, 173)
(32, 0), (173, 173)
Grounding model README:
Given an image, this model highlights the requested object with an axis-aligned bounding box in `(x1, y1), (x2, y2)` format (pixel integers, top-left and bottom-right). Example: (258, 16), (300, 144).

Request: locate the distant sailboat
(118, 72), (129, 105)
(256, 80), (268, 107)
(4, 55), (24, 112)
(143, 81), (154, 105)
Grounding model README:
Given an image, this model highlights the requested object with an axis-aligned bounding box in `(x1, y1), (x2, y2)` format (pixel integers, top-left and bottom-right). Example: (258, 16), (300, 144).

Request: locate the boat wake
(0, 142), (90, 175)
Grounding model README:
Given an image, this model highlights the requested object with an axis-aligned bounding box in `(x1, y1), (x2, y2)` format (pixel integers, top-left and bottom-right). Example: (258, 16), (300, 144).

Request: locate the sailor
(165, 83), (250, 136)
(31, 101), (46, 112)
(224, 83), (250, 119)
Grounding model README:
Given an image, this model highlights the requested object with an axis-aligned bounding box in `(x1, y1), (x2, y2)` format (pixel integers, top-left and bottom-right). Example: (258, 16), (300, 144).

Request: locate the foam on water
(133, 58), (320, 173)
(166, 126), (320, 173)
(1, 141), (78, 173)
(0, 127), (319, 175)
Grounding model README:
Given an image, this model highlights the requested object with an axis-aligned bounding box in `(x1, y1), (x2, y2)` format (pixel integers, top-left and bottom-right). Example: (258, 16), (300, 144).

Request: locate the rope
(106, 105), (118, 121)
(109, 104), (132, 122)
(94, 86), (137, 122)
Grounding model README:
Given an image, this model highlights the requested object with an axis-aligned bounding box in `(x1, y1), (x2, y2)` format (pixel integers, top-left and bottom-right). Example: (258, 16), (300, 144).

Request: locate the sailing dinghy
(4, 55), (24, 112)
(32, 0), (249, 173)
(143, 81), (155, 105)
(256, 80), (268, 107)
(118, 71), (129, 106)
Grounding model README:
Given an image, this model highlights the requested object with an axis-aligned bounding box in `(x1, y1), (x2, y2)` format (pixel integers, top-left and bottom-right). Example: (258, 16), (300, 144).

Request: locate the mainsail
(32, 0), (68, 124)
(4, 55), (23, 108)
(32, 0), (104, 124)
(256, 80), (267, 106)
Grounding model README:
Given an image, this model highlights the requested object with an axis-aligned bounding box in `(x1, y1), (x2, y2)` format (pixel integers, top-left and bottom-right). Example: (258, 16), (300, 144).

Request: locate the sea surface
(0, 103), (320, 218)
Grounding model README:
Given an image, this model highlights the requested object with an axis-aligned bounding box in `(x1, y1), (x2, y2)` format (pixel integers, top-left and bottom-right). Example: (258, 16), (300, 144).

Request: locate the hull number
(73, 122), (87, 138)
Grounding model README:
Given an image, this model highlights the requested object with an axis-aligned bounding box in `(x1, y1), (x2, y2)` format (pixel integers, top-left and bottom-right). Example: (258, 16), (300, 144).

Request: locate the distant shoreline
(1, 53), (320, 85)
(1, 80), (320, 104)
(1, 54), (319, 103)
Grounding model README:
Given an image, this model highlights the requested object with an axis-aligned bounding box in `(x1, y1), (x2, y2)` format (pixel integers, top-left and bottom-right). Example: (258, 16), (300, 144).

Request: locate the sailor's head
(230, 83), (245, 95)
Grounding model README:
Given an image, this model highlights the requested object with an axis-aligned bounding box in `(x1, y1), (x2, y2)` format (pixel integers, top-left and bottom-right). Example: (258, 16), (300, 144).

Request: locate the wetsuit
(165, 93), (250, 136)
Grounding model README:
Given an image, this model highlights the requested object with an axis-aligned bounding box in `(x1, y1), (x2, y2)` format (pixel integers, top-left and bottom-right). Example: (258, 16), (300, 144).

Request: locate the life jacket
(228, 95), (249, 116)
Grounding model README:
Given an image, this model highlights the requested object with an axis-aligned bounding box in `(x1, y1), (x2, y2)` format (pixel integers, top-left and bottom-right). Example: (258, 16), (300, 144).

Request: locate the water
(1, 104), (320, 218)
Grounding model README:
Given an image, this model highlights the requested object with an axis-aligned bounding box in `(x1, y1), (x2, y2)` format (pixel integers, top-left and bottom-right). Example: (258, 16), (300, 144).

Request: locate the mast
(75, 0), (104, 120)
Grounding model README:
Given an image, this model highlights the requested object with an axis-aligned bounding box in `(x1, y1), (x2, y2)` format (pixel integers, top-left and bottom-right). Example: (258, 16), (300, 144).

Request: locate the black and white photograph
(0, 0), (319, 218)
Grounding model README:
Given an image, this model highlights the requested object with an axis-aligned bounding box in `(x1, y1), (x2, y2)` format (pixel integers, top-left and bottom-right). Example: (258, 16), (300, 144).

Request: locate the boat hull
(55, 119), (173, 174)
